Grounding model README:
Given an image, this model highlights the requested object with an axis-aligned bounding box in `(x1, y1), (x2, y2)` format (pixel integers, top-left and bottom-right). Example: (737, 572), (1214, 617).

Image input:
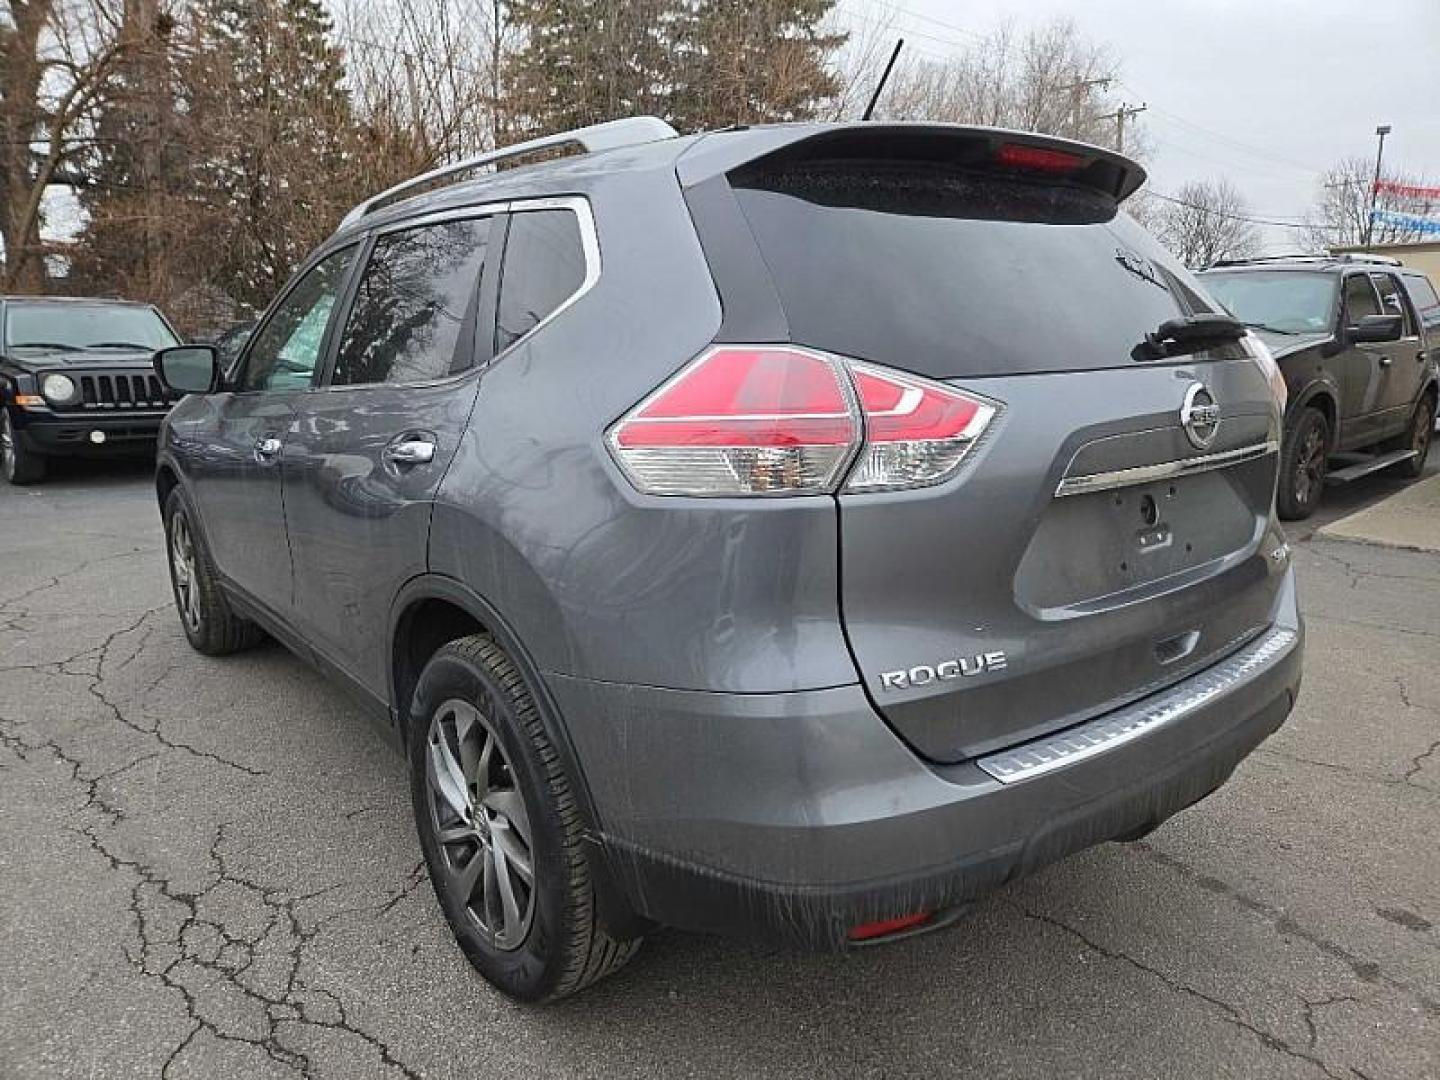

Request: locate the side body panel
(427, 166), (858, 693)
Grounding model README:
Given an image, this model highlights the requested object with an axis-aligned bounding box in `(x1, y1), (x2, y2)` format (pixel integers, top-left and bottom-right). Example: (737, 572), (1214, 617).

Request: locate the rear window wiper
(1133, 314), (1247, 362)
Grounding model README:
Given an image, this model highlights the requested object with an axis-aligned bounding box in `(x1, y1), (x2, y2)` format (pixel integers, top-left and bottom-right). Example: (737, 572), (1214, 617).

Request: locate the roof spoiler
(676, 123), (1146, 202)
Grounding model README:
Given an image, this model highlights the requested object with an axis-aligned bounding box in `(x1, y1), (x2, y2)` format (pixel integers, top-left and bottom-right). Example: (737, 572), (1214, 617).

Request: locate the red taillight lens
(994, 143), (1085, 173)
(608, 346), (858, 495)
(607, 346), (999, 497)
(845, 362), (996, 492)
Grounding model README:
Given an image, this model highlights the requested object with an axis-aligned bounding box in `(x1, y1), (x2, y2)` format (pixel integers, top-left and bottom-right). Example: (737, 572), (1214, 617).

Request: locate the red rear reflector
(995, 143), (1085, 173)
(848, 912), (932, 941)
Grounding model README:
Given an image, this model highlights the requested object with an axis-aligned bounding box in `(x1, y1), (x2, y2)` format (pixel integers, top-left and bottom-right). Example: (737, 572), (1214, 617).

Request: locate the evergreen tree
(183, 0), (362, 310)
(672, 0), (844, 131)
(503, 0), (677, 138)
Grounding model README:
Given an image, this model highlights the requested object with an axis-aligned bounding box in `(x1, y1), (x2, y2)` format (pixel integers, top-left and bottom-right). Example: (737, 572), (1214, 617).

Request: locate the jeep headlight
(40, 373), (78, 406)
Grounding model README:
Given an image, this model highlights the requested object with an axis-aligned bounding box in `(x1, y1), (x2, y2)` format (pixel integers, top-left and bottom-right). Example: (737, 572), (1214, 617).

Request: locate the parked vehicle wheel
(408, 634), (641, 1002)
(1277, 407), (1329, 521)
(1384, 396), (1434, 480)
(163, 488), (264, 655)
(1, 409), (46, 485)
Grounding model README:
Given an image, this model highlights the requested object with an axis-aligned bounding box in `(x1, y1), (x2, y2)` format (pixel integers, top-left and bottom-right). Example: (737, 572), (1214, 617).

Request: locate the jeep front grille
(71, 372), (178, 411)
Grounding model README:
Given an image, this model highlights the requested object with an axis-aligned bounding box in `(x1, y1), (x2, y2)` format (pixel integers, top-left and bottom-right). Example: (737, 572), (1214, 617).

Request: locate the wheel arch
(1289, 383), (1338, 447)
(387, 574), (648, 939)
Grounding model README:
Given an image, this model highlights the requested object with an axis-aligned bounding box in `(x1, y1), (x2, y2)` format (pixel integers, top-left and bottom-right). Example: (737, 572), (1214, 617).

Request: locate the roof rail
(338, 116), (679, 229)
(1333, 252), (1403, 266)
(1208, 253), (1327, 268)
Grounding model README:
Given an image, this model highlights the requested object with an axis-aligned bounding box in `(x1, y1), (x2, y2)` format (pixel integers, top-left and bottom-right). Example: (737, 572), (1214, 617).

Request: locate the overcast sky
(842, 0), (1440, 250)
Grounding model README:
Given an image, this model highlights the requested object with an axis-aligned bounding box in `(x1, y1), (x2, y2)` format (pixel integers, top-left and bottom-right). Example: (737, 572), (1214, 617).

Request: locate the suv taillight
(607, 346), (999, 497)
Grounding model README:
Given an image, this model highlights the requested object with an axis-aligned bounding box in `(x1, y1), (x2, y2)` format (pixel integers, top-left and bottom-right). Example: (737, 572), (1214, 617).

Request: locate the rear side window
(1342, 274), (1382, 322)
(1370, 273), (1415, 335)
(728, 164), (1206, 378)
(496, 209), (587, 353)
(1403, 274), (1440, 332)
(332, 216), (492, 387)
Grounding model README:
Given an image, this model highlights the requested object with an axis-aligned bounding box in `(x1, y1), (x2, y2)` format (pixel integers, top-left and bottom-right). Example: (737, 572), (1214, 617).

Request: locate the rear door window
(1370, 272), (1415, 335)
(1342, 274), (1382, 322)
(495, 209), (588, 353)
(729, 164), (1206, 378)
(331, 215), (493, 387)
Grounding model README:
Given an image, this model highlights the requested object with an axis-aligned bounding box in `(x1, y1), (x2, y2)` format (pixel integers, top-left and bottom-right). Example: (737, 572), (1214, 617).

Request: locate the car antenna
(862, 38), (905, 121)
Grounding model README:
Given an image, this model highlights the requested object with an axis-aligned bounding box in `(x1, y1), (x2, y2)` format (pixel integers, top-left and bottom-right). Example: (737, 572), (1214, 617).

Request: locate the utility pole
(1059, 77), (1112, 135)
(1097, 101), (1146, 153)
(1363, 123), (1392, 251)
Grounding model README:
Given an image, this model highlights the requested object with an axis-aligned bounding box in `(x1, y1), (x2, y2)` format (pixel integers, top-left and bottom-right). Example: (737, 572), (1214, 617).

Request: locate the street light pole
(1364, 124), (1392, 251)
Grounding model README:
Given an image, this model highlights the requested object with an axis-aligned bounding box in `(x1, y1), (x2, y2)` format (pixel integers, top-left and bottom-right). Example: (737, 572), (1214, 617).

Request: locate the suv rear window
(729, 164), (1206, 378)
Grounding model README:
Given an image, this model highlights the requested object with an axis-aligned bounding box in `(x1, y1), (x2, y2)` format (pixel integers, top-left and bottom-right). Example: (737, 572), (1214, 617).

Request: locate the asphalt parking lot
(2, 459), (1437, 1080)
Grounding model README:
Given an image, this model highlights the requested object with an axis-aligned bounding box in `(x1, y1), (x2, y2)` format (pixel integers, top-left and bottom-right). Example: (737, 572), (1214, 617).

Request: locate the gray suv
(152, 118), (1304, 1001)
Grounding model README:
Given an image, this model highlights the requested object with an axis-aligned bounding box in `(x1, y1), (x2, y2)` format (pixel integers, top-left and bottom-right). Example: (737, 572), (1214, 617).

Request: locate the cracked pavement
(2, 460), (1437, 1079)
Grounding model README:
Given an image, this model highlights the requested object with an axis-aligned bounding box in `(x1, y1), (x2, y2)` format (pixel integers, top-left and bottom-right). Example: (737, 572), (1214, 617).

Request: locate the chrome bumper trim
(976, 625), (1298, 785)
(1055, 440), (1278, 498)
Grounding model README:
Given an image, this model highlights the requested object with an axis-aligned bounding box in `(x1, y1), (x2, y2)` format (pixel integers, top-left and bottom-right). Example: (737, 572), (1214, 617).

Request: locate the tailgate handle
(1154, 630), (1200, 667)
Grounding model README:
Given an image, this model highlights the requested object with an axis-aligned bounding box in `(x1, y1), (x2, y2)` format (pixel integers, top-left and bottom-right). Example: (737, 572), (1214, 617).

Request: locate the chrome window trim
(1055, 439), (1278, 498)
(976, 625), (1298, 785)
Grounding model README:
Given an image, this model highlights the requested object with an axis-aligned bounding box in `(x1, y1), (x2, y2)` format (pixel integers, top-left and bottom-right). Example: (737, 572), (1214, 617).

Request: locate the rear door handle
(254, 436), (282, 464)
(1379, 356), (1393, 367)
(383, 437), (436, 466)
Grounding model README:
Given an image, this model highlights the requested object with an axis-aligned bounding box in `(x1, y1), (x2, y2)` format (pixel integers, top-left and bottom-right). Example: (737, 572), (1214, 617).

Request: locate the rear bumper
(14, 409), (165, 456)
(549, 568), (1303, 949)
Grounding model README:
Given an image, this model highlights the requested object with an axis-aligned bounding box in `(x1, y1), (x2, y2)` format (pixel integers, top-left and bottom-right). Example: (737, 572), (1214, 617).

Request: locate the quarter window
(332, 216), (493, 387)
(241, 246), (356, 392)
(496, 209), (587, 353)
(1403, 274), (1440, 332)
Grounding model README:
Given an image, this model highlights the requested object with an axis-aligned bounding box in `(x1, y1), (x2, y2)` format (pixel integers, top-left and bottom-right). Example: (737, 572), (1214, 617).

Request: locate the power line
(1143, 189), (1312, 230)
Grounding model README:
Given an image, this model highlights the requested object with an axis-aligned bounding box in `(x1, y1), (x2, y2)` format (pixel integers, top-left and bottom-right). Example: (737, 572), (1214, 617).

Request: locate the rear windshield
(730, 164), (1209, 378)
(1199, 270), (1338, 335)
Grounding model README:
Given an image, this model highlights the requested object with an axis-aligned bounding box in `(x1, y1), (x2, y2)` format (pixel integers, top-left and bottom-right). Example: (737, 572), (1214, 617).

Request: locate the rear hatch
(685, 126), (1284, 763)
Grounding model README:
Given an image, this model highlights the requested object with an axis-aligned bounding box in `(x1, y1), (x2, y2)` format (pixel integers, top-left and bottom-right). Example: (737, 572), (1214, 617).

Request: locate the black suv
(1199, 256), (1439, 519)
(151, 118), (1302, 1001)
(0, 296), (184, 483)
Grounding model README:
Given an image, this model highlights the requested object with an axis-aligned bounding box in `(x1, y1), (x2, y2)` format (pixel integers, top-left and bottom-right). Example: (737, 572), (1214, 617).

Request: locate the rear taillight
(607, 346), (999, 497)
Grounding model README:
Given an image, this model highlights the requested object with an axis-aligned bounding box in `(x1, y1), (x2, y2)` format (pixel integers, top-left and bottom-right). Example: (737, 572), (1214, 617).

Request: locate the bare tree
(868, 19), (1130, 150)
(1149, 178), (1262, 269)
(1, 0), (128, 291)
(1304, 157), (1438, 251)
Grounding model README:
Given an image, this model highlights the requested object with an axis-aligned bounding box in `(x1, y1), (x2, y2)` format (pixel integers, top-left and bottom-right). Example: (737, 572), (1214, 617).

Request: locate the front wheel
(163, 489), (264, 654)
(1386, 396), (1434, 480)
(408, 635), (641, 1002)
(1277, 407), (1329, 521)
(1, 409), (46, 484)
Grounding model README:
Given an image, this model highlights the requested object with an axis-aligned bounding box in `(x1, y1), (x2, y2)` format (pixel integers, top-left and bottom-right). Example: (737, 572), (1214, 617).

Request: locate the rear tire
(163, 488), (264, 655)
(1383, 395), (1434, 480)
(1277, 407), (1329, 521)
(1, 409), (46, 485)
(408, 634), (641, 1002)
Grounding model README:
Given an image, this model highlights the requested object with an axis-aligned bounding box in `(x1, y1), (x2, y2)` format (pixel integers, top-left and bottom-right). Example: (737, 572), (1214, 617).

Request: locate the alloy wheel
(169, 512), (203, 632)
(1295, 425), (1326, 506)
(1414, 402), (1434, 462)
(425, 698), (535, 951)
